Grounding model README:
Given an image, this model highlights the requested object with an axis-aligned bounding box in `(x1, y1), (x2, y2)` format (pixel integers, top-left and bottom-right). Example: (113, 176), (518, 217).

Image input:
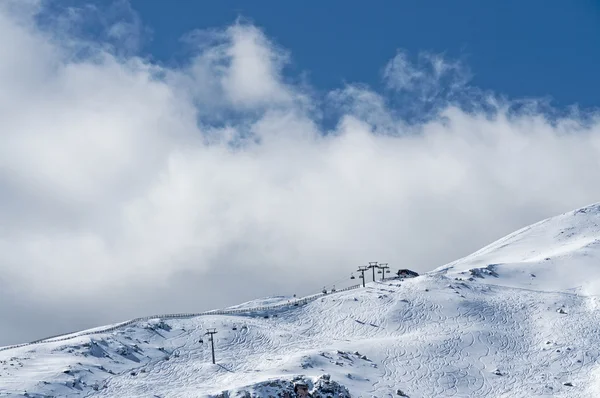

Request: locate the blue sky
(128, 0), (600, 109)
(4, 0), (600, 345)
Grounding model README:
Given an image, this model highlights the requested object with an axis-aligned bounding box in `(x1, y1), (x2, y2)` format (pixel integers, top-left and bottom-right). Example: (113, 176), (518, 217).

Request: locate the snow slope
(435, 202), (600, 293)
(2, 203), (600, 397)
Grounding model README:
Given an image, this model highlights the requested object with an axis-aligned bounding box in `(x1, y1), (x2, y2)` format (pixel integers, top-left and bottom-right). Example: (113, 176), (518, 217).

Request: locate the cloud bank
(1, 1), (600, 344)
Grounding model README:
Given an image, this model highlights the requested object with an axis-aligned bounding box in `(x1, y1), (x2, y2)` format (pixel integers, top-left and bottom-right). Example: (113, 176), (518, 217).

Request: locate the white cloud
(383, 50), (470, 103)
(1, 2), (600, 345)
(174, 22), (300, 116)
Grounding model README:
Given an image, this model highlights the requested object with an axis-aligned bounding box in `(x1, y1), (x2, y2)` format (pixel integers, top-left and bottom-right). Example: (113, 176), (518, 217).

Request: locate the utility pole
(368, 262), (379, 282)
(379, 263), (389, 281)
(205, 328), (218, 364)
(357, 266), (368, 287)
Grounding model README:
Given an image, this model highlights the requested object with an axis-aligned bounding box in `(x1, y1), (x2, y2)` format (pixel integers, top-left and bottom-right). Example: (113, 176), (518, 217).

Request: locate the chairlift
(386, 269), (391, 273)
(377, 270), (382, 274)
(350, 274), (356, 280)
(199, 339), (204, 344)
(322, 288), (327, 294)
(331, 285), (336, 292)
(359, 274), (364, 279)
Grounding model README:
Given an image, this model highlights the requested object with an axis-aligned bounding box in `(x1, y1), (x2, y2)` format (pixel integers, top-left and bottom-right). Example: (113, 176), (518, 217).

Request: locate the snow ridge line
(0, 284), (362, 353)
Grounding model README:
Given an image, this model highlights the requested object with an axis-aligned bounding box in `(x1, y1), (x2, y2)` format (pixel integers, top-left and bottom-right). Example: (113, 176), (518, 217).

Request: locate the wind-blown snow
(2, 204), (600, 397)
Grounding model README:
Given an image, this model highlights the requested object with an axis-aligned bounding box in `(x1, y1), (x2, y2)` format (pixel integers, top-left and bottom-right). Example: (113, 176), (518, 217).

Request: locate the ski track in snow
(1, 276), (600, 397)
(4, 203), (600, 397)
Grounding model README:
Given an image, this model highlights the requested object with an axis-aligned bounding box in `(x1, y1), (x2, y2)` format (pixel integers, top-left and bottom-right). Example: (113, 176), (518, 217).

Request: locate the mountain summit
(436, 202), (600, 293)
(2, 204), (600, 397)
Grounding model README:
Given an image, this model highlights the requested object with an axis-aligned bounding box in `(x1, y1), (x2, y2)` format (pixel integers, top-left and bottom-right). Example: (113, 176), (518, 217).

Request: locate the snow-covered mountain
(435, 202), (600, 293)
(2, 203), (600, 397)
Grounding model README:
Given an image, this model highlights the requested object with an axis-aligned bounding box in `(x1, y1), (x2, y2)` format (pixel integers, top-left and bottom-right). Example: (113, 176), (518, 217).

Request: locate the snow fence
(0, 284), (362, 352)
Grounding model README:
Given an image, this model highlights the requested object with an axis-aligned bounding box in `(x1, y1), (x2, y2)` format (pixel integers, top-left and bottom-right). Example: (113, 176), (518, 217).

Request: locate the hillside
(435, 202), (600, 293)
(2, 204), (600, 397)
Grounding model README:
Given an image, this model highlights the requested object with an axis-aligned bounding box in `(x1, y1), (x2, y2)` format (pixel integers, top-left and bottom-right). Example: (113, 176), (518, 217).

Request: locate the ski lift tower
(205, 328), (218, 364)
(368, 262), (379, 282)
(356, 266), (368, 287)
(379, 263), (390, 281)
